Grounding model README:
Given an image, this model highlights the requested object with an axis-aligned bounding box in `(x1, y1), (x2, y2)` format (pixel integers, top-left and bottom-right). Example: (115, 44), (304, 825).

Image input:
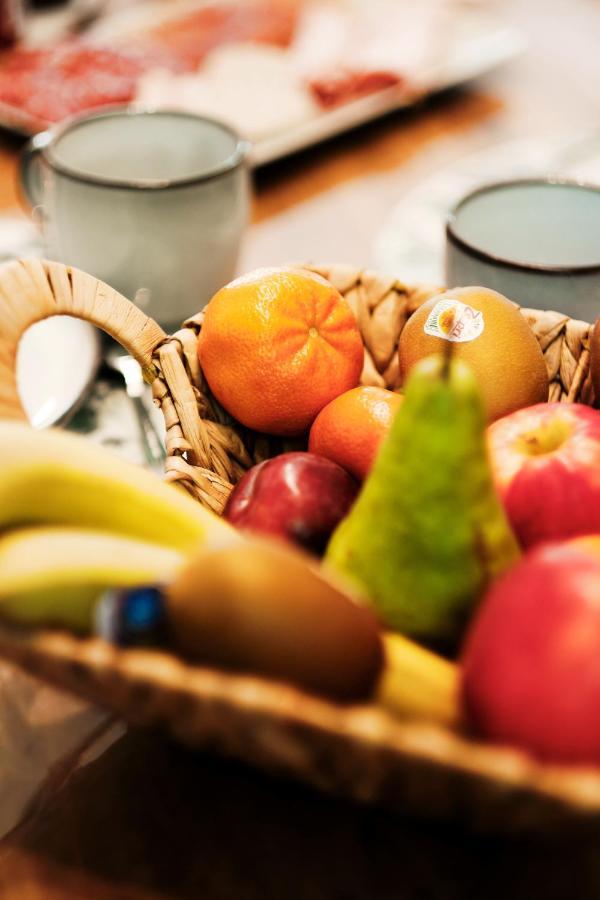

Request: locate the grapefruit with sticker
(198, 267), (364, 436)
(309, 386), (403, 481)
(399, 287), (549, 422)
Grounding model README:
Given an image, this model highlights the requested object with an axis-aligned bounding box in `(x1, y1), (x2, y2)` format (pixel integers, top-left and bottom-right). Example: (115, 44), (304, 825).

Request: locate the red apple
(488, 402), (600, 548)
(462, 538), (600, 764)
(223, 452), (358, 555)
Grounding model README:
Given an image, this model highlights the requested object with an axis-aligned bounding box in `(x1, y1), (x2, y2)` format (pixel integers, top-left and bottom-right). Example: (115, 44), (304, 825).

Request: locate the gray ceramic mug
(20, 106), (251, 332)
(445, 178), (600, 323)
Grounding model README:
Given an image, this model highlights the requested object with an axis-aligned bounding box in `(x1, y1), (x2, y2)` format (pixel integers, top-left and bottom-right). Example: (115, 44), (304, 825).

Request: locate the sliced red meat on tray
(146, 0), (299, 70)
(309, 70), (403, 108)
(0, 0), (299, 126)
(0, 41), (184, 125)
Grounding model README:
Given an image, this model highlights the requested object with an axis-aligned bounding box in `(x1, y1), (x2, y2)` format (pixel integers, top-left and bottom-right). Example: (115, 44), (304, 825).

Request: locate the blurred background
(0, 0), (598, 282)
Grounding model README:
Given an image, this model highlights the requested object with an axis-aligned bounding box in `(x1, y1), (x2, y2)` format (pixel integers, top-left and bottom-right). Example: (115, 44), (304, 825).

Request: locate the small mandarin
(309, 386), (402, 481)
(198, 267), (364, 436)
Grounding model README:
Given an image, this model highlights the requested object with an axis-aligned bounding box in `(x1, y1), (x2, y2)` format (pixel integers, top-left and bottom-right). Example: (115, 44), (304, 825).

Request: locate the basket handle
(0, 258), (167, 422)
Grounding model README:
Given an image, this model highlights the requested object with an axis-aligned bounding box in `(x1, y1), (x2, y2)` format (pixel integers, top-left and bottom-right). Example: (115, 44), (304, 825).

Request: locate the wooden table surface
(2, 0), (600, 895)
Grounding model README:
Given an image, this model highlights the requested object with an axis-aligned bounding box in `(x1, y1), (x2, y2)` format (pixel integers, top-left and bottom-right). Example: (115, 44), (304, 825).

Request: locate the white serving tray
(0, 7), (523, 168)
(251, 16), (524, 167)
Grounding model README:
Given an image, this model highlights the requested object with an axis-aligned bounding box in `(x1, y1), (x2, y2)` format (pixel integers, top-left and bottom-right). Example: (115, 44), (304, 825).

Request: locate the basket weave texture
(1, 624), (600, 837)
(0, 257), (597, 835)
(151, 263), (595, 514)
(0, 258), (593, 505)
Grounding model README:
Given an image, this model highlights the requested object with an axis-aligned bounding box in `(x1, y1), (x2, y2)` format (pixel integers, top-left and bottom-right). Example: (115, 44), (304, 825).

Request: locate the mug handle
(18, 129), (52, 209)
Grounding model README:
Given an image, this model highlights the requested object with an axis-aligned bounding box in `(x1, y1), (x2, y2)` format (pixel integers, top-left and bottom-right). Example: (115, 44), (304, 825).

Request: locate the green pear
(325, 354), (520, 644)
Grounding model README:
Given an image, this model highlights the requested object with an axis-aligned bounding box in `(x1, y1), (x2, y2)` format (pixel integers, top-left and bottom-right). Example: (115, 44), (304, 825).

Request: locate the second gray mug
(445, 178), (600, 323)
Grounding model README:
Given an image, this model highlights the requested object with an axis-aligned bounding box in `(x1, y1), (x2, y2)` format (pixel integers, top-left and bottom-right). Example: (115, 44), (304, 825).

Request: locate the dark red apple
(487, 402), (600, 548)
(223, 452), (358, 555)
(462, 537), (600, 764)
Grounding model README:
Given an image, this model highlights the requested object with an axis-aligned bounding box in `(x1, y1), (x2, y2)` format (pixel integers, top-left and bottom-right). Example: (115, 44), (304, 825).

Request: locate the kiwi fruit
(166, 538), (383, 701)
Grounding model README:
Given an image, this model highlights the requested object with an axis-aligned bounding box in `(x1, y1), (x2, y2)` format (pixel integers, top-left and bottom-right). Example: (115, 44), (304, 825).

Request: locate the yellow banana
(0, 422), (235, 552)
(376, 632), (460, 727)
(0, 525), (186, 632)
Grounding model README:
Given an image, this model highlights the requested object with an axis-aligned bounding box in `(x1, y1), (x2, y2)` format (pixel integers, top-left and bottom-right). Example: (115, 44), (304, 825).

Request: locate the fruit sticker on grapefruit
(423, 299), (484, 343)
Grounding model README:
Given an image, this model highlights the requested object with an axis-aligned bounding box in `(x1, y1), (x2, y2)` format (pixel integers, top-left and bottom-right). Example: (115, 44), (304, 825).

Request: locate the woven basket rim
(149, 263), (594, 514)
(1, 623), (600, 836)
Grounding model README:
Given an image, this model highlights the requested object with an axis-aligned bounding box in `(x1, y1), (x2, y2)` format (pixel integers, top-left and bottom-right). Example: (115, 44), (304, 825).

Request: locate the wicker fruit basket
(0, 257), (597, 836)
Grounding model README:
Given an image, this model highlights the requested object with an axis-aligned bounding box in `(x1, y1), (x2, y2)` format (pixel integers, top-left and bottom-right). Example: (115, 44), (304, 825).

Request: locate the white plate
(1, 8), (524, 167)
(16, 316), (101, 429)
(94, 2), (525, 166)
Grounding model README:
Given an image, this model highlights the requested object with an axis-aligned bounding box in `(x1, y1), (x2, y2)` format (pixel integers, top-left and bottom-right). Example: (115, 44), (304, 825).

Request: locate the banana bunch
(0, 421), (237, 631)
(0, 422), (458, 721)
(0, 526), (185, 633)
(0, 421), (233, 551)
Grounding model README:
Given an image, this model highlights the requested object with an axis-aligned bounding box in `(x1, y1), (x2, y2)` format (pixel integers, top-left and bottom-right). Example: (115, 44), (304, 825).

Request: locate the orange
(309, 386), (403, 481)
(198, 267), (364, 436)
